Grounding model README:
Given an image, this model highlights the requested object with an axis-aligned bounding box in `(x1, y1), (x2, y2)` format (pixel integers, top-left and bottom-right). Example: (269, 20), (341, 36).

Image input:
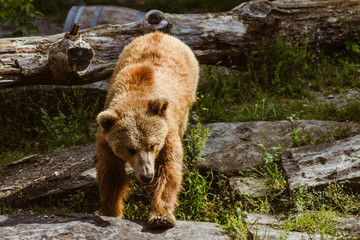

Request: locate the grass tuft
(0, 87), (103, 165)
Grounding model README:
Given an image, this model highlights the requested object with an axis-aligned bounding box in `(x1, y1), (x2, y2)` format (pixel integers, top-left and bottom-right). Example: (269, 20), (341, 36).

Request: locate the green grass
(282, 209), (339, 238)
(19, 188), (100, 215)
(0, 200), (12, 215)
(0, 87), (104, 165)
(0, 0), (44, 37)
(291, 121), (360, 148)
(192, 34), (360, 124)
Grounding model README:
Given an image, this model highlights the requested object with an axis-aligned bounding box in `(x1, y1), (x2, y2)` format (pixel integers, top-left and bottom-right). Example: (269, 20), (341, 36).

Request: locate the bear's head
(97, 95), (169, 184)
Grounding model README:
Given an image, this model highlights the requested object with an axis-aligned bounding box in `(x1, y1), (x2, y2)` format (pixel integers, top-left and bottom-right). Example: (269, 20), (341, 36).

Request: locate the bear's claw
(148, 215), (174, 228)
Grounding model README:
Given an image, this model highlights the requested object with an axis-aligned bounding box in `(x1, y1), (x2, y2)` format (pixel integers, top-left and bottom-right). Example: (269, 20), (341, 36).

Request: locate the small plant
(0, 200), (12, 215)
(178, 170), (214, 221)
(282, 209), (338, 238)
(193, 65), (251, 122)
(180, 123), (248, 238)
(291, 183), (360, 214)
(247, 35), (313, 97)
(291, 128), (315, 147)
(123, 180), (150, 220)
(183, 122), (211, 167)
(345, 29), (360, 55)
(39, 88), (100, 150)
(220, 210), (248, 240)
(256, 143), (287, 194)
(322, 121), (360, 142)
(0, 0), (44, 37)
(178, 122), (213, 220)
(0, 87), (103, 165)
(291, 122), (360, 148)
(67, 190), (86, 212)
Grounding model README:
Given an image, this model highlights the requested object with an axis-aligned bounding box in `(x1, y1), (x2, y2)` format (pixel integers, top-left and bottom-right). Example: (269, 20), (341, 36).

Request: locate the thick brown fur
(96, 31), (199, 228)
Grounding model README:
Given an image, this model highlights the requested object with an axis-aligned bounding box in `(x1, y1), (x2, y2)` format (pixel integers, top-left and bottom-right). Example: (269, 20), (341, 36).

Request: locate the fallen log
(0, 0), (359, 88)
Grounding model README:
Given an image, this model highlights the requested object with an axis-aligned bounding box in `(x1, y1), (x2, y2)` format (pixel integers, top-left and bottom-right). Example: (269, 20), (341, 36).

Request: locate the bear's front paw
(148, 213), (176, 228)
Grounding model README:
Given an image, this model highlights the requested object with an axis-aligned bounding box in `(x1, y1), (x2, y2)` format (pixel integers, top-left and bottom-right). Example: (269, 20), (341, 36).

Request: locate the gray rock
(0, 143), (97, 202)
(250, 226), (327, 240)
(317, 90), (360, 108)
(0, 214), (230, 240)
(245, 213), (360, 240)
(0, 142), (134, 203)
(229, 177), (267, 198)
(199, 120), (346, 175)
(345, 90), (360, 100)
(282, 134), (360, 191)
(245, 213), (329, 240)
(336, 215), (360, 235)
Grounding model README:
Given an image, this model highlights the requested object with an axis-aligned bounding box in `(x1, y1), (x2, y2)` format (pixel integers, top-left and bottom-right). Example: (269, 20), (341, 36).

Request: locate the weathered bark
(48, 24), (95, 84)
(0, 0), (359, 87)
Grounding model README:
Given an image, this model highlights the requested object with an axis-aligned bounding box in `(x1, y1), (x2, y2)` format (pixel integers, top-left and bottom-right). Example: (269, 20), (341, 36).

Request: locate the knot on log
(140, 10), (171, 33)
(48, 23), (94, 85)
(232, 0), (292, 18)
(233, 0), (273, 18)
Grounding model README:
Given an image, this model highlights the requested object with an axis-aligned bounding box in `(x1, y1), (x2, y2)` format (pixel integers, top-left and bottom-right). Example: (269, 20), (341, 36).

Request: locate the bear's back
(113, 31), (198, 92)
(106, 31), (199, 132)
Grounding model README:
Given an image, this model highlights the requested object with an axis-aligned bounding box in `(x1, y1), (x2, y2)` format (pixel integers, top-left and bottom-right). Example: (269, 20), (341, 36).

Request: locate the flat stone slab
(246, 213), (328, 240)
(245, 213), (360, 239)
(0, 214), (230, 240)
(0, 143), (97, 202)
(229, 176), (267, 198)
(199, 120), (346, 175)
(282, 134), (360, 191)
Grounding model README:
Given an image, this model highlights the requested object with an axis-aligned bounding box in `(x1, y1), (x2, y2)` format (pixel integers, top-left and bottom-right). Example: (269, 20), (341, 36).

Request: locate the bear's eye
(128, 147), (136, 155)
(149, 145), (155, 151)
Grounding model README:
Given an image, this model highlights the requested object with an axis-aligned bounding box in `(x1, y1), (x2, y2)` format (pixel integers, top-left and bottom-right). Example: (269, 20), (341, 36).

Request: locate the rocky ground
(1, 112), (359, 239)
(0, 214), (230, 240)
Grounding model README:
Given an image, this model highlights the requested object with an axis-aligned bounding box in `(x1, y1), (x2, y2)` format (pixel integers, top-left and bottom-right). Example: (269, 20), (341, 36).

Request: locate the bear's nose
(140, 174), (153, 184)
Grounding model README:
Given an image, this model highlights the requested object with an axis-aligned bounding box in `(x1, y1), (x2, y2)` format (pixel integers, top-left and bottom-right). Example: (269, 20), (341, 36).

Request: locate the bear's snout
(140, 174), (154, 184)
(136, 151), (155, 184)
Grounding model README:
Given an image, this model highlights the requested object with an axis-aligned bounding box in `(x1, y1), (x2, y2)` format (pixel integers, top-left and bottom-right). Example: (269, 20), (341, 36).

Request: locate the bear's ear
(97, 110), (117, 132)
(149, 95), (169, 116)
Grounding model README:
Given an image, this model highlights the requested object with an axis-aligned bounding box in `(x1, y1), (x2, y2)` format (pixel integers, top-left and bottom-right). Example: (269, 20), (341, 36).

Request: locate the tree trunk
(0, 0), (359, 88)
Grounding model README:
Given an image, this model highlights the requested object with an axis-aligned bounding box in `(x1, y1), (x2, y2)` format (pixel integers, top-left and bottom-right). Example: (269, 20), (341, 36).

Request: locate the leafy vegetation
(346, 29), (360, 56)
(0, 87), (104, 165)
(282, 209), (339, 238)
(193, 35), (360, 123)
(0, 200), (12, 215)
(291, 121), (360, 148)
(0, 0), (44, 36)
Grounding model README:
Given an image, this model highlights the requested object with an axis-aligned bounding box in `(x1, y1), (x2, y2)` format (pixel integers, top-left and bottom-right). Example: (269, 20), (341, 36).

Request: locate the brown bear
(96, 31), (199, 228)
